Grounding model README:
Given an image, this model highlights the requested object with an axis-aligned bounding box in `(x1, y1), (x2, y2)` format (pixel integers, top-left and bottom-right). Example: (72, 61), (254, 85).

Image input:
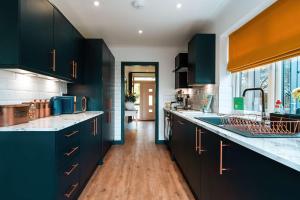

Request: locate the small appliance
(50, 96), (87, 115)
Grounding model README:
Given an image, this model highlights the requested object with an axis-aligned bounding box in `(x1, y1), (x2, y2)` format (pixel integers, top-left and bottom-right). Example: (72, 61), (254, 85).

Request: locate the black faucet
(242, 88), (266, 120)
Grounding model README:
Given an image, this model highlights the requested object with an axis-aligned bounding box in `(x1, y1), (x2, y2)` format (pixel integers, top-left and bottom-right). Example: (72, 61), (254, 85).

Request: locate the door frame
(121, 62), (159, 144)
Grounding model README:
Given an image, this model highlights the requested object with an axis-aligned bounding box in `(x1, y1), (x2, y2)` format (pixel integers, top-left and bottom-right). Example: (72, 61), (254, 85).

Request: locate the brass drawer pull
(64, 163), (79, 176)
(51, 49), (56, 72)
(75, 62), (78, 79)
(64, 182), (79, 199)
(93, 119), (96, 136)
(177, 120), (184, 125)
(219, 140), (230, 175)
(195, 127), (199, 151)
(95, 118), (98, 135)
(198, 128), (207, 155)
(64, 146), (79, 157)
(71, 60), (75, 78)
(65, 130), (79, 138)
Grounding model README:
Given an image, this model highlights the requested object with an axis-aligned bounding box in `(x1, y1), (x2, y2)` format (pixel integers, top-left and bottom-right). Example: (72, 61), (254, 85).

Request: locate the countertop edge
(164, 108), (300, 172)
(0, 111), (104, 132)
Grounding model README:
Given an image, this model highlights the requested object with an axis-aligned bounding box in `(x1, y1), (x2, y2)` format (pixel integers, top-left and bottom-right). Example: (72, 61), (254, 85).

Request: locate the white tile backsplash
(0, 70), (67, 105)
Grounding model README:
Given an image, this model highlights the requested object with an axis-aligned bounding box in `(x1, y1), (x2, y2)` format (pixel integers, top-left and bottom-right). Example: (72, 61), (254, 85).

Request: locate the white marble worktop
(0, 111), (104, 132)
(164, 108), (300, 172)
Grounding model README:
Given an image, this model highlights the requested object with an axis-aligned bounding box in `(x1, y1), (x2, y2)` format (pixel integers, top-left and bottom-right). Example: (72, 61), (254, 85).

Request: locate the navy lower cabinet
(0, 116), (102, 200)
(171, 115), (300, 200)
(171, 116), (202, 199)
(80, 116), (102, 188)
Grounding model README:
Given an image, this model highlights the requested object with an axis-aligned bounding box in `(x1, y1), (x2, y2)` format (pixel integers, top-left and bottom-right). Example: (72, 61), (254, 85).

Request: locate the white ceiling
(50, 0), (229, 47)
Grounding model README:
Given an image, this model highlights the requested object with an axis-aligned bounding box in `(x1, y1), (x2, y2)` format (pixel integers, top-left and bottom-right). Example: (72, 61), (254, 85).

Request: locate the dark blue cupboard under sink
(171, 113), (300, 200)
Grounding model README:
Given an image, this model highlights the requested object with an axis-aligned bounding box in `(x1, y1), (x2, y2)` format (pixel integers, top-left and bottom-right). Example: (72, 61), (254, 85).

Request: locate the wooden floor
(79, 121), (195, 200)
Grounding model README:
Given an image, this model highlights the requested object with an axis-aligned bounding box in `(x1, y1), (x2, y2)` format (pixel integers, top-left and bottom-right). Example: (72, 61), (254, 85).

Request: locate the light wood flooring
(79, 121), (195, 200)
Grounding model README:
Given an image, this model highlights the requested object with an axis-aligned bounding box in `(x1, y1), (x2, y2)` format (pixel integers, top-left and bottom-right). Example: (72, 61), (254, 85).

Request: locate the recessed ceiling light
(94, 1), (100, 7)
(138, 30), (143, 34)
(176, 3), (182, 9)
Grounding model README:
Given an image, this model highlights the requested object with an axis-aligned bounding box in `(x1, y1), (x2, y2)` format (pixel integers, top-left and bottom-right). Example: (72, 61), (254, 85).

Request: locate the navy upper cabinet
(188, 34), (216, 85)
(0, 0), (83, 82)
(20, 0), (54, 74)
(0, 0), (54, 72)
(175, 53), (189, 89)
(54, 8), (75, 81)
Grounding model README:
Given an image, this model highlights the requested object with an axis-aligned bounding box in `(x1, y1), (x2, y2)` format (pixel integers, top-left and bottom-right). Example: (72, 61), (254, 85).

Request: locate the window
(232, 56), (300, 114)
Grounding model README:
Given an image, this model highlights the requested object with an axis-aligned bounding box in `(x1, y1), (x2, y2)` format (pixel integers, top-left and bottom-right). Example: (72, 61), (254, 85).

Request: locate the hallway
(79, 121), (195, 200)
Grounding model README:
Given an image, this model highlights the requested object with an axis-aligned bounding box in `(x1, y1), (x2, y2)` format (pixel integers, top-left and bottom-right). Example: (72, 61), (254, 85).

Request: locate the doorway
(121, 62), (159, 144)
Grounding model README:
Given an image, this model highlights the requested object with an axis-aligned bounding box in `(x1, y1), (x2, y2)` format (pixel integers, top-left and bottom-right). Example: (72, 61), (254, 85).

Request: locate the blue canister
(50, 96), (62, 116)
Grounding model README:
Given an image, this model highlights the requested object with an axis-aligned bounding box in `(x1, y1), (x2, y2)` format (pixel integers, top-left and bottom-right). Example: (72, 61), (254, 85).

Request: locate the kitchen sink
(195, 116), (300, 138)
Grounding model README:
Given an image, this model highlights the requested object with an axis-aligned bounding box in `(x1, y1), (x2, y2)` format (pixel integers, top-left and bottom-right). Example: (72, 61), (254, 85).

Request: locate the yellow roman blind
(228, 0), (300, 73)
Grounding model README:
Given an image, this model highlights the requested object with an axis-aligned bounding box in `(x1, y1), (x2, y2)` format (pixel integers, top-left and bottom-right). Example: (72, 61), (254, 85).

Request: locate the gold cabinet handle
(51, 49), (56, 72)
(195, 127), (199, 151)
(95, 118), (98, 135)
(71, 60), (75, 78)
(198, 128), (207, 154)
(64, 182), (79, 199)
(64, 146), (79, 157)
(64, 130), (79, 138)
(92, 119), (96, 136)
(75, 62), (78, 79)
(64, 163), (79, 176)
(219, 140), (230, 175)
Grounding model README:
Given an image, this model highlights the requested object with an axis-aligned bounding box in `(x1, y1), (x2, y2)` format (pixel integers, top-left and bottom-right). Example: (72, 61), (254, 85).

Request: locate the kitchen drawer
(57, 144), (80, 169)
(56, 126), (81, 151)
(58, 158), (80, 200)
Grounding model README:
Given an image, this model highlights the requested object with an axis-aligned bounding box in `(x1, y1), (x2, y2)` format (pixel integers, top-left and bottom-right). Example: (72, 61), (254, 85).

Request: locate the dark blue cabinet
(171, 114), (300, 200)
(0, 115), (102, 200)
(54, 8), (81, 81)
(68, 39), (115, 160)
(80, 116), (102, 187)
(0, 0), (84, 82)
(175, 53), (189, 89)
(20, 0), (54, 74)
(188, 34), (215, 85)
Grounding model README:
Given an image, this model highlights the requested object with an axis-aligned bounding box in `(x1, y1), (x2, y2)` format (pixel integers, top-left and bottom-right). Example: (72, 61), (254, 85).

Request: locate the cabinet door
(95, 116), (102, 163)
(170, 115), (178, 157)
(208, 137), (240, 200)
(80, 119), (98, 186)
(228, 141), (300, 200)
(54, 8), (74, 80)
(72, 29), (83, 82)
(188, 34), (215, 85)
(20, 0), (53, 73)
(188, 38), (196, 85)
(184, 121), (201, 200)
(101, 44), (114, 158)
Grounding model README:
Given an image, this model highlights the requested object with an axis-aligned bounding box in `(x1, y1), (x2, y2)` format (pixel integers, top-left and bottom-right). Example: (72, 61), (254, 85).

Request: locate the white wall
(110, 46), (181, 141)
(0, 70), (67, 105)
(201, 0), (277, 114)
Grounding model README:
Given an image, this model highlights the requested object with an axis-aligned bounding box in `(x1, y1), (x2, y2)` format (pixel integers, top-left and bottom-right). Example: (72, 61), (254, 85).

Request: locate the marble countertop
(0, 111), (104, 132)
(164, 108), (300, 172)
